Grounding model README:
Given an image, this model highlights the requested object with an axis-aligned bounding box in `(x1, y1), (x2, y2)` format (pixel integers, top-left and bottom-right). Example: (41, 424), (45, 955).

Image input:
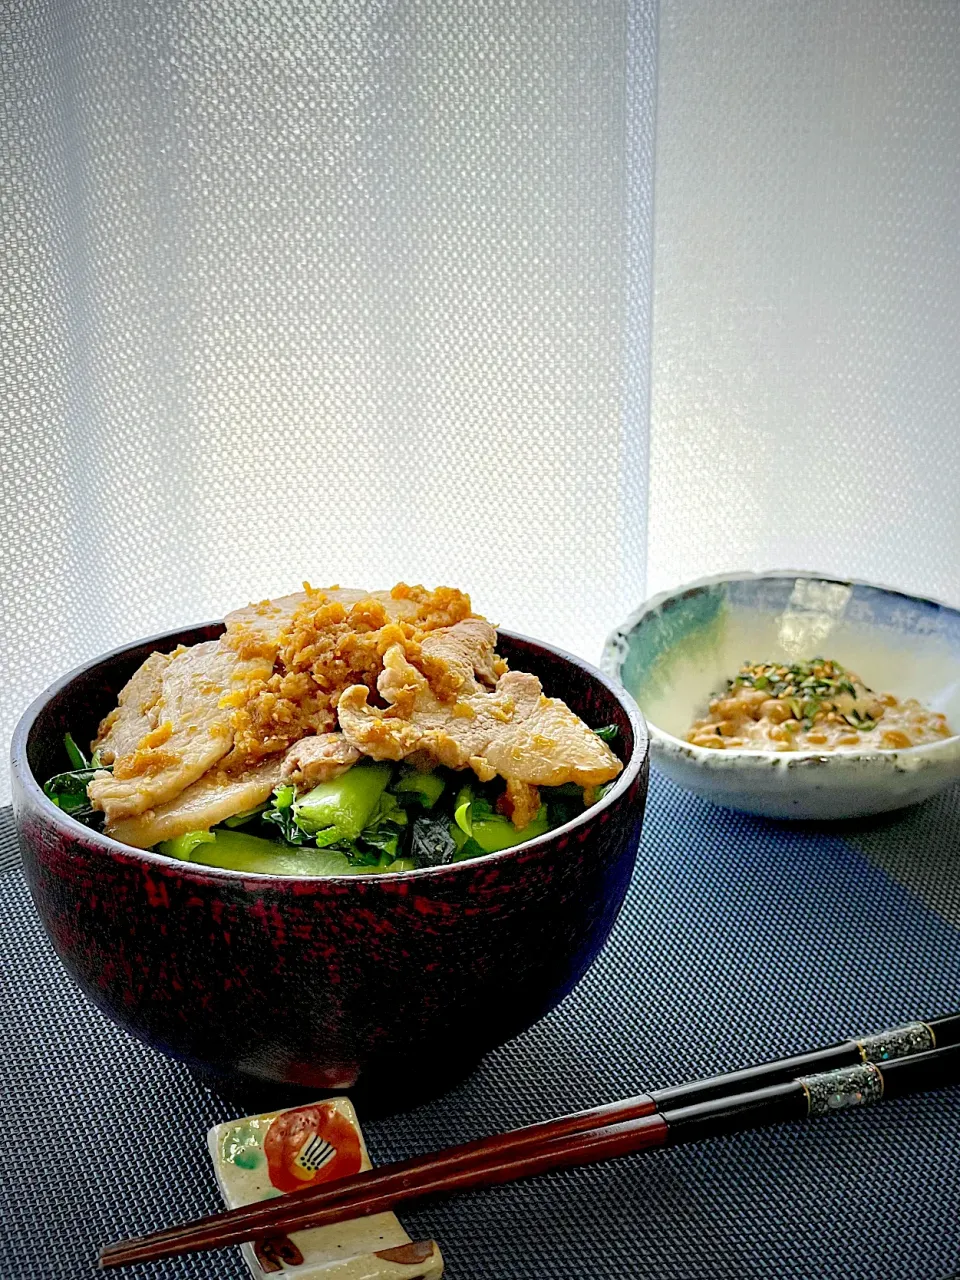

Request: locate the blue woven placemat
(3, 773), (960, 1280)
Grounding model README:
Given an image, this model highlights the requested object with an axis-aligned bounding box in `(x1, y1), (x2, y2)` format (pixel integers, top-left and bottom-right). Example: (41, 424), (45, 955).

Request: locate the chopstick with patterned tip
(98, 1014), (960, 1271)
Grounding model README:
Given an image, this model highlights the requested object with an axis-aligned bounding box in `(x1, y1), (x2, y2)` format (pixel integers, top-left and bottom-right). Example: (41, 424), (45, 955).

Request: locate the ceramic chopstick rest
(208, 1097), (444, 1279)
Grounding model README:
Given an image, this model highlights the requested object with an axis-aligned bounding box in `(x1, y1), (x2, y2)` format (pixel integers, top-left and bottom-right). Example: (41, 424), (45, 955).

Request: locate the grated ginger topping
(224, 584), (476, 766)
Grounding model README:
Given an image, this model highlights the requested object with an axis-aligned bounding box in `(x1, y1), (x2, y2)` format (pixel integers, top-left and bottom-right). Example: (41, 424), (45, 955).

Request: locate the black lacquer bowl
(12, 624), (649, 1098)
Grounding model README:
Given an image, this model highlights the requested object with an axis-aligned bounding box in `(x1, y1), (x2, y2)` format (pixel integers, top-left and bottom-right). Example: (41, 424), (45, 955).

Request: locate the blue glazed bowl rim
(12, 622), (648, 884)
(601, 567), (960, 766)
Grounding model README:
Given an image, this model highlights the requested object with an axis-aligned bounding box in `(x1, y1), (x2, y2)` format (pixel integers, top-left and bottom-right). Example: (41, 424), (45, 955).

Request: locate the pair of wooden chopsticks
(99, 1012), (960, 1270)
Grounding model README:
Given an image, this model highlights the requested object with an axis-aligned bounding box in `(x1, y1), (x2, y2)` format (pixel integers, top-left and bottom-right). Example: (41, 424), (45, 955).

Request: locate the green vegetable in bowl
(158, 829), (216, 861)
(45, 721), (621, 877)
(159, 828), (363, 876)
(44, 767), (106, 819)
(293, 761), (393, 841)
(393, 766), (447, 809)
(409, 813), (458, 867)
(261, 784), (312, 846)
(63, 732), (89, 771)
(450, 781), (551, 854)
(469, 806), (550, 853)
(43, 734), (111, 819)
(221, 803), (270, 829)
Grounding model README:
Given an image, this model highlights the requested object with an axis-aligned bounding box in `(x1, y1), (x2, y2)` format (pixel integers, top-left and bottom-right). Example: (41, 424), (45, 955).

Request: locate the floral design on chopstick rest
(208, 1097), (444, 1280)
(800, 1063), (884, 1118)
(261, 1103), (363, 1193)
(856, 1021), (935, 1064)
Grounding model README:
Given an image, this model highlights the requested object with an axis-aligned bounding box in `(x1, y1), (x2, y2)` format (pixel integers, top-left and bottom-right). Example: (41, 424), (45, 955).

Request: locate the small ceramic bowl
(12, 624), (648, 1099)
(602, 571), (960, 820)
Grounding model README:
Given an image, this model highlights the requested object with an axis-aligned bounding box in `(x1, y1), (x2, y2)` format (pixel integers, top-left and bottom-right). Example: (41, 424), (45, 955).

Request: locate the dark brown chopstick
(99, 1014), (960, 1271)
(99, 1094), (661, 1270)
(103, 1111), (671, 1270)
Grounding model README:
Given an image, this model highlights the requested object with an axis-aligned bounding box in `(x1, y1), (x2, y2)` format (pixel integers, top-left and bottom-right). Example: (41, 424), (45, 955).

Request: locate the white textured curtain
(649, 0), (960, 601)
(5, 0), (960, 805)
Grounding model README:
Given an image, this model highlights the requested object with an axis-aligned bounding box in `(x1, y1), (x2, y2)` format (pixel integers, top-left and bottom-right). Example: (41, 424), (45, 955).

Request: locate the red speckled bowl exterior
(12, 624), (648, 1096)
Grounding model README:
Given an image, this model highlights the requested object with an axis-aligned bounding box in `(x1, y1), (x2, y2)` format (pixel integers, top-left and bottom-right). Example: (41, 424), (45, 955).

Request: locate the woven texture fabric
(4, 777), (960, 1280)
(649, 0), (960, 602)
(0, 0), (656, 805)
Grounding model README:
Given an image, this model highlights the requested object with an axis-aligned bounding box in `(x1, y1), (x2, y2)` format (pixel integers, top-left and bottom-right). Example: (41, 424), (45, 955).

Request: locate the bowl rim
(12, 621), (648, 883)
(601, 567), (960, 766)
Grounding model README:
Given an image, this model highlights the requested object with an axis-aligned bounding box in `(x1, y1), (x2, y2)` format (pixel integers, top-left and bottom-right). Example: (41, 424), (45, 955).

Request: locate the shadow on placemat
(3, 777), (960, 1280)
(829, 787), (960, 928)
(722, 779), (960, 929)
